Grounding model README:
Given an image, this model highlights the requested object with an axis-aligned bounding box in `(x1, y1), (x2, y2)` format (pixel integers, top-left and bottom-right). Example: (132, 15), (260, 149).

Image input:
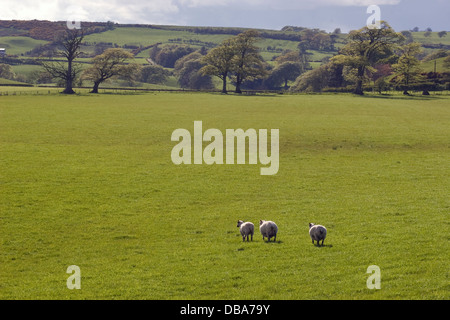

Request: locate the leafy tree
(174, 51), (204, 73)
(374, 76), (389, 94)
(82, 48), (139, 93)
(401, 30), (414, 44)
(331, 21), (404, 95)
(289, 64), (330, 93)
(392, 43), (423, 94)
(438, 31), (447, 38)
(200, 38), (236, 93)
(139, 65), (170, 84)
(149, 44), (195, 68)
(275, 49), (310, 72)
(201, 30), (266, 93)
(176, 53), (214, 90)
(270, 62), (303, 89)
(230, 30), (267, 93)
(0, 63), (15, 80)
(41, 28), (84, 94)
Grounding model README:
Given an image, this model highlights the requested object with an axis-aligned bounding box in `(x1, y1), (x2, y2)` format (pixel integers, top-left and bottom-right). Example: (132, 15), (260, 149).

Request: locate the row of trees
(291, 22), (450, 95)
(36, 24), (449, 95)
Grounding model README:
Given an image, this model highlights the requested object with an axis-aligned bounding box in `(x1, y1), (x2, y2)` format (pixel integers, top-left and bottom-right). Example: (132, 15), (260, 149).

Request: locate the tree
(139, 65), (170, 84)
(289, 64), (330, 93)
(401, 30), (414, 44)
(374, 76), (389, 94)
(275, 49), (309, 72)
(392, 43), (423, 94)
(331, 21), (404, 95)
(230, 30), (267, 93)
(438, 31), (447, 38)
(0, 63), (15, 80)
(270, 62), (303, 89)
(200, 38), (236, 93)
(41, 29), (84, 94)
(82, 48), (139, 93)
(176, 53), (214, 90)
(149, 44), (195, 68)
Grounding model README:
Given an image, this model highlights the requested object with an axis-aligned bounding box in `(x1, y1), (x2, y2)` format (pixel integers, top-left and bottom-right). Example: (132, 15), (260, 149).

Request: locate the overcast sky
(0, 0), (448, 32)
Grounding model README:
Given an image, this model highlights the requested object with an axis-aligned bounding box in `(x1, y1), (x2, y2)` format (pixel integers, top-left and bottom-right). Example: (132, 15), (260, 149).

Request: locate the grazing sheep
(309, 223), (327, 246)
(259, 220), (278, 242)
(237, 220), (254, 242)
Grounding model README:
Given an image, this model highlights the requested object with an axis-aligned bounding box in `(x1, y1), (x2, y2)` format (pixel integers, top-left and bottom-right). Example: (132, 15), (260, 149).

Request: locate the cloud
(0, 0), (403, 22)
(177, 0), (401, 9)
(0, 0), (180, 24)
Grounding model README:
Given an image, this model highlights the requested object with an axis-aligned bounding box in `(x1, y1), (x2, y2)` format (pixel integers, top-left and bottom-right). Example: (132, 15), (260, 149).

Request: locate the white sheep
(309, 223), (327, 246)
(259, 220), (278, 242)
(237, 220), (254, 242)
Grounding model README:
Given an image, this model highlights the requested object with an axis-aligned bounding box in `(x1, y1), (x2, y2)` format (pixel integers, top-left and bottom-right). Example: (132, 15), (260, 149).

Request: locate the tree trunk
(91, 81), (100, 94)
(353, 66), (365, 95)
(62, 80), (75, 94)
(62, 59), (75, 94)
(235, 75), (242, 94)
(221, 74), (227, 94)
(235, 82), (242, 94)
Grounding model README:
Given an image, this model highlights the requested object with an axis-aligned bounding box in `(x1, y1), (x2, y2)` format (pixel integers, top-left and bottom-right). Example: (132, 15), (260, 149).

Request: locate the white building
(0, 48), (5, 57)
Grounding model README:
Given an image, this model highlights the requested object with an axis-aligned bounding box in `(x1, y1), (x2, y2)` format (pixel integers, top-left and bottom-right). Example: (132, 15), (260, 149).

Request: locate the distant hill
(0, 20), (114, 41)
(1, 20), (449, 90)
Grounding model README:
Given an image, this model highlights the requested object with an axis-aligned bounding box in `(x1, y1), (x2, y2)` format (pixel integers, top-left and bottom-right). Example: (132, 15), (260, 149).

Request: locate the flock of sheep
(237, 220), (327, 246)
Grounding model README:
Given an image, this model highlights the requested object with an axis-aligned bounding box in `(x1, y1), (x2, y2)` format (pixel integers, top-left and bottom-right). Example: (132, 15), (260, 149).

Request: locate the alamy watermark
(66, 5), (83, 30)
(366, 5), (381, 29)
(171, 121), (279, 175)
(366, 265), (381, 289)
(66, 265), (81, 289)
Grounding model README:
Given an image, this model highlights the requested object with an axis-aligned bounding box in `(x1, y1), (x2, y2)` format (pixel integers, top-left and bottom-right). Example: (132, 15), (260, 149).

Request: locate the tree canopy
(331, 21), (404, 94)
(82, 48), (139, 93)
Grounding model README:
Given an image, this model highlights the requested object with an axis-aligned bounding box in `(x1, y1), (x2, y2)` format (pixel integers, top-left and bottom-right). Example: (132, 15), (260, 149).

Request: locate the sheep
(237, 220), (254, 242)
(259, 220), (278, 242)
(309, 223), (327, 246)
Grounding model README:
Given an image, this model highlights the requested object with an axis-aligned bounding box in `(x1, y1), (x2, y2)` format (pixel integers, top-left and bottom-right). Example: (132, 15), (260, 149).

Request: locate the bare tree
(41, 29), (84, 94)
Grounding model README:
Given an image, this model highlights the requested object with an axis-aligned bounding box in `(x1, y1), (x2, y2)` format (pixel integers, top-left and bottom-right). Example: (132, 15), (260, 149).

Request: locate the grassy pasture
(0, 36), (48, 55)
(0, 92), (449, 299)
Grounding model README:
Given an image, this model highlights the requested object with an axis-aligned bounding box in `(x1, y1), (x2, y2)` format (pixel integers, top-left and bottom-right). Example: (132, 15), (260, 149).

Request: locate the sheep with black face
(237, 220), (254, 242)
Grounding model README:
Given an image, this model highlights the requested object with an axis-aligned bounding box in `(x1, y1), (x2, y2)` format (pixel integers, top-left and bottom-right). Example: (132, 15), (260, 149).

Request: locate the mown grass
(0, 92), (449, 299)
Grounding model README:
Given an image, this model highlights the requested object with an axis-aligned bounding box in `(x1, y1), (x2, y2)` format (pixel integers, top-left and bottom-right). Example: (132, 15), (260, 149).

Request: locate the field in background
(0, 92), (448, 299)
(2, 23), (449, 90)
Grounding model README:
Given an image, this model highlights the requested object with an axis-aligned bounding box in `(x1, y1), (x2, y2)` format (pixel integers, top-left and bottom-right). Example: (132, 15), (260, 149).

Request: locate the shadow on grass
(263, 240), (283, 244)
(313, 244), (333, 248)
(357, 93), (448, 100)
(211, 92), (282, 98)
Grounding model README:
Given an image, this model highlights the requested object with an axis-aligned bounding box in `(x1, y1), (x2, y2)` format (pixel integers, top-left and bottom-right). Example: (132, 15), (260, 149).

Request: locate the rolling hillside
(1, 20), (449, 89)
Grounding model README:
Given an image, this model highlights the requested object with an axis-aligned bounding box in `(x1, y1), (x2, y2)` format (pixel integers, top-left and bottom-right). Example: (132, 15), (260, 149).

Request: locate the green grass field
(0, 36), (48, 55)
(0, 91), (449, 299)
